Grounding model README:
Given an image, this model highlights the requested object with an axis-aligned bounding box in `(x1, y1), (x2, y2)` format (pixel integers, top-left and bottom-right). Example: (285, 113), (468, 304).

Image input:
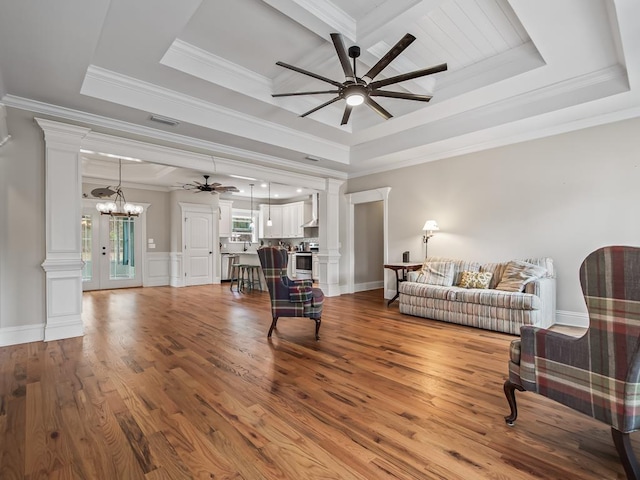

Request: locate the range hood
(301, 193), (318, 228)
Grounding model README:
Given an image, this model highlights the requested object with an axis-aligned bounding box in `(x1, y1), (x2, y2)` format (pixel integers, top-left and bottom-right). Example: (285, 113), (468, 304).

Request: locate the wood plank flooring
(0, 285), (635, 479)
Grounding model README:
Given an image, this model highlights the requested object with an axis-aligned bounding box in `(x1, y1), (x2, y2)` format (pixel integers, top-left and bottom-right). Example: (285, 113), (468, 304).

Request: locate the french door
(82, 208), (143, 291)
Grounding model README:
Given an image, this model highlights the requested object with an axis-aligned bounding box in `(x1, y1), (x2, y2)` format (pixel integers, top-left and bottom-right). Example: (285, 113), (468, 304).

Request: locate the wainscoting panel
(144, 252), (170, 287)
(170, 252), (184, 287)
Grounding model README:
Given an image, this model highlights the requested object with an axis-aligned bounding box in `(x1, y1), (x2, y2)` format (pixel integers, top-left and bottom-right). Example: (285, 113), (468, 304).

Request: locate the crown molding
(262, 0), (355, 41)
(2, 95), (348, 181)
(161, 39), (274, 103)
(80, 65), (350, 164)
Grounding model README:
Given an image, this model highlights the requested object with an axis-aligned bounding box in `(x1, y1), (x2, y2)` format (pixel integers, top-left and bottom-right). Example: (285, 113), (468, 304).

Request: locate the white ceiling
(1, 0), (639, 199)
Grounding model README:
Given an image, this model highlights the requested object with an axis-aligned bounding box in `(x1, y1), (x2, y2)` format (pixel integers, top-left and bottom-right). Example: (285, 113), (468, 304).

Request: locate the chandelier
(95, 159), (144, 217)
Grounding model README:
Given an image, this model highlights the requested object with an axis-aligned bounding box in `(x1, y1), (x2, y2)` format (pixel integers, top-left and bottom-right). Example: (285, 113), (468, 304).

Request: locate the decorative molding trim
(346, 187), (391, 296)
(0, 103), (10, 147)
(80, 65), (350, 164)
(161, 40), (274, 103)
(293, 0), (356, 40)
(44, 318), (84, 342)
(42, 259), (85, 272)
(555, 310), (589, 328)
(354, 280), (384, 293)
(0, 323), (45, 347)
(144, 252), (171, 287)
(3, 95), (348, 180)
(169, 252), (184, 287)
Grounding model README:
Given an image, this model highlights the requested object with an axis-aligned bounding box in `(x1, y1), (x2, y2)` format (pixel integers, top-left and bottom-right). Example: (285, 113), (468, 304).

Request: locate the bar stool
(234, 264), (260, 292)
(229, 262), (242, 292)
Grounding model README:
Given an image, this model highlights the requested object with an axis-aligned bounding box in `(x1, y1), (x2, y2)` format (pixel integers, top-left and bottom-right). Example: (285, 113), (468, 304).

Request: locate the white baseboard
(555, 310), (589, 328)
(0, 323), (45, 347)
(354, 280), (384, 293)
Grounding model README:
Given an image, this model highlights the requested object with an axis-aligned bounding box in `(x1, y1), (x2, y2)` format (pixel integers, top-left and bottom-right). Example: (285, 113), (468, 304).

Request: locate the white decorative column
(36, 118), (90, 341)
(318, 178), (344, 297)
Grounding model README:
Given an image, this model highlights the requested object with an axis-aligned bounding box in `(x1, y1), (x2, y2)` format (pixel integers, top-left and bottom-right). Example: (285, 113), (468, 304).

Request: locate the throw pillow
(415, 261), (455, 286)
(495, 260), (547, 292)
(458, 271), (493, 289)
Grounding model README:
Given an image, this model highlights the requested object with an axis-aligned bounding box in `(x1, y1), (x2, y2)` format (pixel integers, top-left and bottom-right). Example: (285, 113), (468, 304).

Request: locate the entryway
(81, 207), (143, 291)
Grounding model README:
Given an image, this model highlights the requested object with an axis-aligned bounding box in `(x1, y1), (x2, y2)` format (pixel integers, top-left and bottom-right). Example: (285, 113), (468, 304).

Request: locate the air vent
(304, 155), (321, 162)
(149, 114), (180, 126)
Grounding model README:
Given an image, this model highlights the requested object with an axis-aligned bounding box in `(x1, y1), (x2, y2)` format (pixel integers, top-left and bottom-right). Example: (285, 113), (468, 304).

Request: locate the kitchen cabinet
(312, 253), (319, 281)
(282, 202), (304, 238)
(259, 204), (283, 238)
(219, 200), (233, 238)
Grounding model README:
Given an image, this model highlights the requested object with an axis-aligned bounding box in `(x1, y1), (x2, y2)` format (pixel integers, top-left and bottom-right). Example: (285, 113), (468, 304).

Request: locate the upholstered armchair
(257, 247), (324, 340)
(504, 246), (640, 479)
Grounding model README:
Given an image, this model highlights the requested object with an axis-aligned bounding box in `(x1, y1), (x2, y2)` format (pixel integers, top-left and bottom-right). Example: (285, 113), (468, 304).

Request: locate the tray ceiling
(0, 0), (638, 191)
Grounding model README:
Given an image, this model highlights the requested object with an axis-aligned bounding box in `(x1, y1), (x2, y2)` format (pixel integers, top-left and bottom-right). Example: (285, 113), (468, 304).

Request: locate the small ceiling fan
(272, 33), (447, 125)
(182, 175), (239, 194)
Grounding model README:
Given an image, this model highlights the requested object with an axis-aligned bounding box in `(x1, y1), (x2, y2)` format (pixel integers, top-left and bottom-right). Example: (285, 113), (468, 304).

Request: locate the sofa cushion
(416, 261), (455, 286)
(449, 287), (541, 310)
(495, 260), (548, 292)
(426, 257), (481, 285)
(458, 271), (492, 289)
(480, 262), (510, 289)
(399, 282), (456, 301)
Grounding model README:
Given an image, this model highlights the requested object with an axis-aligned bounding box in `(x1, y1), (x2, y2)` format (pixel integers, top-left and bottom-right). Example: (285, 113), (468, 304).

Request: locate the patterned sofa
(398, 257), (556, 335)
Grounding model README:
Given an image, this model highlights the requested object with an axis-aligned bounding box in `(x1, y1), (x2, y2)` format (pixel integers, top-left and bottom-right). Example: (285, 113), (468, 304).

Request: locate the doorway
(81, 207), (143, 291)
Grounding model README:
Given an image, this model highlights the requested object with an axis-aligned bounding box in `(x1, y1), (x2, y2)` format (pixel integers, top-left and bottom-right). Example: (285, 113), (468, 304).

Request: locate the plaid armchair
(504, 246), (640, 479)
(257, 247), (324, 340)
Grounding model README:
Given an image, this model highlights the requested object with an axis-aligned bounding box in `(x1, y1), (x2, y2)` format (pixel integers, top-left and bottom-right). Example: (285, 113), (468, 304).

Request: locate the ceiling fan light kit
(272, 32), (447, 125)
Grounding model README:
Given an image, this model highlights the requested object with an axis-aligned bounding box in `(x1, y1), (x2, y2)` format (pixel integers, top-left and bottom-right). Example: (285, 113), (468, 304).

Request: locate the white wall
(345, 117), (640, 317)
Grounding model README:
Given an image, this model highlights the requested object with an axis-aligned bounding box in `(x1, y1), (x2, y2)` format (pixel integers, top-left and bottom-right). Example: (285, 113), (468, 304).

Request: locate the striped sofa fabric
(257, 247), (324, 340)
(398, 256), (556, 334)
(504, 246), (640, 479)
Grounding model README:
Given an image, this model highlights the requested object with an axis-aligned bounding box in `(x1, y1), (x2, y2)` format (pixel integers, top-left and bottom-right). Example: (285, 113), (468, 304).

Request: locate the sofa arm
(525, 277), (556, 328)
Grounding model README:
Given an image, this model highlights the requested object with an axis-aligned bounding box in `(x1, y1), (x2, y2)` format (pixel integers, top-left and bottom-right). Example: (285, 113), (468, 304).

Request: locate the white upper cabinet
(219, 200), (233, 238)
(259, 204), (283, 239)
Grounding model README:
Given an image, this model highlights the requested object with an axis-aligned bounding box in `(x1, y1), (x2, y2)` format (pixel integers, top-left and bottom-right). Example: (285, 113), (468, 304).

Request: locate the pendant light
(95, 159), (144, 217)
(267, 182), (273, 227)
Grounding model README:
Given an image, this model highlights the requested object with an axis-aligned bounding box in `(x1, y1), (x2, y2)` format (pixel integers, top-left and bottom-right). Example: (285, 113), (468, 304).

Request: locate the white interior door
(185, 211), (213, 286)
(82, 208), (143, 291)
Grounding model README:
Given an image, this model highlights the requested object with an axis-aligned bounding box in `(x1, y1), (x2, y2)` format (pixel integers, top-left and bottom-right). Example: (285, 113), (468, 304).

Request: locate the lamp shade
(422, 220), (439, 232)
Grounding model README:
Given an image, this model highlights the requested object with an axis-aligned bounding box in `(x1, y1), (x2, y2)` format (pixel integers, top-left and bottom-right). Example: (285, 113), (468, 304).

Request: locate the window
(230, 210), (257, 243)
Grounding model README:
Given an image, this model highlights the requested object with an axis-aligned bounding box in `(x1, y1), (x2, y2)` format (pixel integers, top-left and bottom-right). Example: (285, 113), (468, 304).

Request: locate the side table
(384, 263), (422, 306)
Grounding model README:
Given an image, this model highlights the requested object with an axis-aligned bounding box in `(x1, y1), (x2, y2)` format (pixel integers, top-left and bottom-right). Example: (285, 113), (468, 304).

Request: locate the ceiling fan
(182, 175), (239, 194)
(272, 33), (447, 125)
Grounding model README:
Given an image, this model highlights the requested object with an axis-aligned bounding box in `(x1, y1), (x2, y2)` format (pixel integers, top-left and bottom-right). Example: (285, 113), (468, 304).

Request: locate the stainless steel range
(295, 242), (318, 279)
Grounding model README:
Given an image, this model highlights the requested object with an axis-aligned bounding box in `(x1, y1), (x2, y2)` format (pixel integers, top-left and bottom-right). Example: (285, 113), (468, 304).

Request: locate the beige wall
(0, 107), (46, 328)
(346, 117), (640, 316)
(354, 201), (384, 286)
(83, 182), (171, 252)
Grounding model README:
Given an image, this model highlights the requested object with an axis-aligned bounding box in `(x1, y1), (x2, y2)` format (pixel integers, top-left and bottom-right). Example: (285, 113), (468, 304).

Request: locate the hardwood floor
(0, 285), (635, 479)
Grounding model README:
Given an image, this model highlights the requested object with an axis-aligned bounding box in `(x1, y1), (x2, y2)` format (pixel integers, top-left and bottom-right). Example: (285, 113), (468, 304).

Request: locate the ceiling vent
(149, 114), (180, 126)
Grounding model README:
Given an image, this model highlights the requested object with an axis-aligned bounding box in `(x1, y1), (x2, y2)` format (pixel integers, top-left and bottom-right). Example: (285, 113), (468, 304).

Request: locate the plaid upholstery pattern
(509, 246), (640, 433)
(257, 247), (324, 320)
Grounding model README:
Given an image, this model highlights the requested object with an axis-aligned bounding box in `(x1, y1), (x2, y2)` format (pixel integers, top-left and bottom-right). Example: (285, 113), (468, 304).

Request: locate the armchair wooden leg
(314, 318), (321, 341)
(612, 428), (640, 480)
(268, 317), (278, 338)
(504, 379), (525, 426)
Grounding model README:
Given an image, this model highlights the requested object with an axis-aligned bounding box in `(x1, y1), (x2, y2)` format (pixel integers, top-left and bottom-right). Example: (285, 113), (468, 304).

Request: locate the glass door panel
(82, 205), (142, 291)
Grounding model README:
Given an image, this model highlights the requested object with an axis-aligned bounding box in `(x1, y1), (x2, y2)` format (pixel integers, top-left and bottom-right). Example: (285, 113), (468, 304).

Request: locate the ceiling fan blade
(300, 96), (342, 118)
(341, 104), (353, 125)
(370, 90), (433, 102)
(363, 33), (416, 83)
(272, 90), (340, 97)
(215, 186), (239, 193)
(369, 63), (448, 89)
(330, 33), (355, 81)
(275, 61), (343, 87)
(365, 97), (393, 120)
(90, 187), (117, 198)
